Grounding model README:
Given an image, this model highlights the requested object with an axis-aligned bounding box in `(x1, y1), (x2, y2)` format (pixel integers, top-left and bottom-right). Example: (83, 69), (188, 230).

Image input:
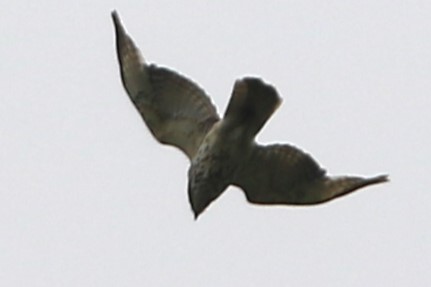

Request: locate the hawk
(112, 11), (388, 219)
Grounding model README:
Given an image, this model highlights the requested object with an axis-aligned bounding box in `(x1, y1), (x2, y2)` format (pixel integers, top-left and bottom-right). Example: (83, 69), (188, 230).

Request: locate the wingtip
(111, 10), (130, 42)
(370, 174), (390, 184)
(111, 10), (120, 26)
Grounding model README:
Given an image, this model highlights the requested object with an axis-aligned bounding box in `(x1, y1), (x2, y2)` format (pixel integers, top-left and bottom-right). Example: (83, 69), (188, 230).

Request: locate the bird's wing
(112, 11), (219, 159)
(233, 144), (388, 205)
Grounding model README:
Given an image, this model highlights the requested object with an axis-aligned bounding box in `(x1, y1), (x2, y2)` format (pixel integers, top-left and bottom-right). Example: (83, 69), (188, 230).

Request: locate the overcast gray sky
(1, 0), (430, 286)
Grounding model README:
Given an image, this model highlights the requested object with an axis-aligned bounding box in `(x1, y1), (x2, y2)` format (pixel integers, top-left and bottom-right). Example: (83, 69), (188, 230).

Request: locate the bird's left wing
(112, 11), (220, 159)
(233, 144), (388, 205)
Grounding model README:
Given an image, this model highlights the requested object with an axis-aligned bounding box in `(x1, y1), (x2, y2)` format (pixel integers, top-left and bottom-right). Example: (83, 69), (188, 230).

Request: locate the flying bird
(111, 11), (388, 219)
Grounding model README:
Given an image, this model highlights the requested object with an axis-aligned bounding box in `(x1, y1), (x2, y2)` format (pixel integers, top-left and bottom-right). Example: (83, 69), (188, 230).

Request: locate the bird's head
(188, 170), (228, 220)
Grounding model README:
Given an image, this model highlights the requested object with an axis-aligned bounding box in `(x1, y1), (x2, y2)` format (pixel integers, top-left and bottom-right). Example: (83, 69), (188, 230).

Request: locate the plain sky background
(1, 0), (430, 286)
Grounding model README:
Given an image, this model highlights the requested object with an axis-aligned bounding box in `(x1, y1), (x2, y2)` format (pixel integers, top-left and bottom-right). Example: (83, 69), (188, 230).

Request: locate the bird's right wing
(233, 144), (388, 205)
(112, 11), (219, 160)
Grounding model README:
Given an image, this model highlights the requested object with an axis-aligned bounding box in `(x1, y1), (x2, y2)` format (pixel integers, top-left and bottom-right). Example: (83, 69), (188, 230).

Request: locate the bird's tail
(223, 78), (281, 140)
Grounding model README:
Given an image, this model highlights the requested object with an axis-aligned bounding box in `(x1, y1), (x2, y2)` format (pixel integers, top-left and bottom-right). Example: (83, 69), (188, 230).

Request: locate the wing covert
(233, 144), (326, 204)
(138, 65), (220, 158)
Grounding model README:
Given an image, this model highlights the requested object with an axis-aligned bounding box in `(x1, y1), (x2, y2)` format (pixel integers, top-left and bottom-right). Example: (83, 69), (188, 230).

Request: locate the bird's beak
(193, 211), (200, 221)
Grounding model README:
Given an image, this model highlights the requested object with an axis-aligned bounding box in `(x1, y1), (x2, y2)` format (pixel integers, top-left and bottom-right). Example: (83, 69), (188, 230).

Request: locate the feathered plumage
(112, 11), (388, 218)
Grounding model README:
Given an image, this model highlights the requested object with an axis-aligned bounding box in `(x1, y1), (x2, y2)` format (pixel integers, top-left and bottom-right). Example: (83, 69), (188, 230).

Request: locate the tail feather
(223, 78), (281, 140)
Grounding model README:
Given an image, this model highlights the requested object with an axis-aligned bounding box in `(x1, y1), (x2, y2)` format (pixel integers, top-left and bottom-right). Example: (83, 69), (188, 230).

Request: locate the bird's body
(112, 11), (388, 218)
